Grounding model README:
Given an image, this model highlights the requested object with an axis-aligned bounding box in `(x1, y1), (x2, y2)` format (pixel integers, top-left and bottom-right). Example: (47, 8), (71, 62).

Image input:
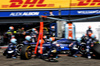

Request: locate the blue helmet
(77, 38), (81, 43)
(10, 38), (17, 44)
(91, 34), (95, 38)
(25, 36), (31, 41)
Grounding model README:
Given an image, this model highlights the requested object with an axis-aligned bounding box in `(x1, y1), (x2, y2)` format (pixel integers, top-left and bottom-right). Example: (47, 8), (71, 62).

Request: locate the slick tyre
(20, 45), (32, 60)
(92, 44), (100, 56)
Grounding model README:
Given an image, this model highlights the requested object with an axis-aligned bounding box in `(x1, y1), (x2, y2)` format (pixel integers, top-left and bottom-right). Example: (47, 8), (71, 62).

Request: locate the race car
(20, 40), (61, 61)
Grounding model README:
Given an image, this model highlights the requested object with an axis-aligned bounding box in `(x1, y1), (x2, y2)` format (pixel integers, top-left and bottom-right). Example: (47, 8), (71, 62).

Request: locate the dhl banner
(0, 0), (100, 9)
(0, 0), (68, 9)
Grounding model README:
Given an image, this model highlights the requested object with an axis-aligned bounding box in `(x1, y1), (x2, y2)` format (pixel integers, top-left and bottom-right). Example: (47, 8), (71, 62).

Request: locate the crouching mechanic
(47, 37), (60, 61)
(69, 38), (82, 57)
(3, 38), (17, 59)
(86, 34), (95, 59)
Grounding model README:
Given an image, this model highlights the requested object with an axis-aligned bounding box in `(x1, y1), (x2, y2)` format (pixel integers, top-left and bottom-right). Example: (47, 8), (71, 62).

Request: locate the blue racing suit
(70, 41), (82, 56)
(86, 28), (93, 37)
(30, 31), (38, 42)
(5, 30), (14, 41)
(86, 37), (93, 58)
(46, 43), (61, 59)
(7, 43), (17, 57)
(50, 28), (56, 37)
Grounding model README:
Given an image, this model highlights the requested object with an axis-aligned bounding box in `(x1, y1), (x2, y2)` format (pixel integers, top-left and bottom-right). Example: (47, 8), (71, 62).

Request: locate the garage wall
(73, 22), (100, 40)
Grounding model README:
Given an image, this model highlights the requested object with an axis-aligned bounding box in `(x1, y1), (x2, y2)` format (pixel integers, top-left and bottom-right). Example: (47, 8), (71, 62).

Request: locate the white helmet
(10, 38), (17, 44)
(25, 36), (31, 41)
(91, 34), (95, 38)
(9, 26), (14, 30)
(32, 28), (36, 32)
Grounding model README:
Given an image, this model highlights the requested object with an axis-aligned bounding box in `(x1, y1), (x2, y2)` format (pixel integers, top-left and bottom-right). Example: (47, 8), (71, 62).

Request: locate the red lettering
(92, 0), (100, 5)
(90, 3), (96, 5)
(77, 0), (91, 6)
(93, 0), (100, 2)
(10, 0), (23, 7)
(23, 0), (37, 7)
(9, 0), (54, 7)
(36, 0), (47, 7)
(97, 3), (100, 5)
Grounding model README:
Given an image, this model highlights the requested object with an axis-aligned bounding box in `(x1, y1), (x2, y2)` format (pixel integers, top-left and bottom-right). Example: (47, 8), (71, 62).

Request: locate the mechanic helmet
(25, 35), (31, 41)
(88, 26), (91, 29)
(9, 26), (14, 30)
(11, 35), (15, 39)
(10, 38), (17, 44)
(32, 28), (36, 32)
(43, 35), (47, 39)
(49, 37), (55, 41)
(82, 34), (85, 37)
(76, 38), (81, 43)
(51, 26), (55, 29)
(39, 39), (44, 44)
(91, 34), (95, 38)
(21, 27), (24, 30)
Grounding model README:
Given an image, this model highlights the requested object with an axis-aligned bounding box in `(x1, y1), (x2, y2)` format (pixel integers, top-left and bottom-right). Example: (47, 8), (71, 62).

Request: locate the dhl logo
(9, 0), (54, 7)
(71, 0), (100, 6)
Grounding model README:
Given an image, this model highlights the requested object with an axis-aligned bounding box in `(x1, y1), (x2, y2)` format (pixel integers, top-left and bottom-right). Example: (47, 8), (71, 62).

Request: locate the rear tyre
(92, 44), (100, 58)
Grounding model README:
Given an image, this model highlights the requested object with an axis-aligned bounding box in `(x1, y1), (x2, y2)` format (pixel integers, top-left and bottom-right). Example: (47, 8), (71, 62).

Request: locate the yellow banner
(71, 0), (100, 8)
(0, 0), (100, 9)
(0, 0), (69, 9)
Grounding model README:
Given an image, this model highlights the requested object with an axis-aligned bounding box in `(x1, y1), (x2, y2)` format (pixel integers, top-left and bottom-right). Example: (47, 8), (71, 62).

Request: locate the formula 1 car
(20, 41), (61, 61)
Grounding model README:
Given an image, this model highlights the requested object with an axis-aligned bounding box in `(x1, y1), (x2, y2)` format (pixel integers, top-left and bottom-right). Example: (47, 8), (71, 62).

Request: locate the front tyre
(20, 45), (32, 60)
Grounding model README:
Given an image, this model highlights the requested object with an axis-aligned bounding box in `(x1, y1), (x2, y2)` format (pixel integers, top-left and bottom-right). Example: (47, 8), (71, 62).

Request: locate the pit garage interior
(0, 15), (100, 45)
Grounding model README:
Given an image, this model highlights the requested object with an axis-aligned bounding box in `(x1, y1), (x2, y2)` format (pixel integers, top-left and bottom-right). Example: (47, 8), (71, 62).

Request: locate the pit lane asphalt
(0, 49), (100, 66)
